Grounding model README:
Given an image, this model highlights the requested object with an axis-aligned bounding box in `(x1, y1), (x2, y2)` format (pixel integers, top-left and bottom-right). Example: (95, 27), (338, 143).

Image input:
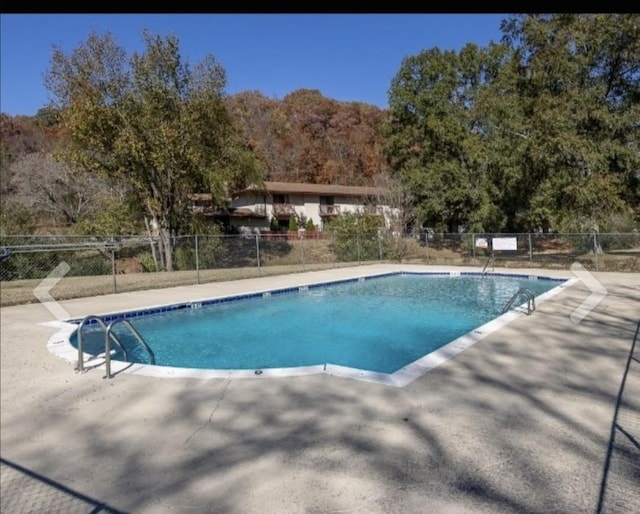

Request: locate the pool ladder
(76, 315), (156, 379)
(502, 288), (536, 316)
(482, 254), (495, 275)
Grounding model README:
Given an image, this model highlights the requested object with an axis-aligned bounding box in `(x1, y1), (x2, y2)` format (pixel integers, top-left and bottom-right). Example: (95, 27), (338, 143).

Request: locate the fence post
(255, 233), (261, 276)
(111, 248), (117, 294)
(195, 234), (200, 284)
(301, 233), (306, 272)
(528, 233), (532, 263)
(330, 231), (335, 268)
(472, 233), (476, 260)
(425, 231), (429, 264)
(105, 236), (119, 294)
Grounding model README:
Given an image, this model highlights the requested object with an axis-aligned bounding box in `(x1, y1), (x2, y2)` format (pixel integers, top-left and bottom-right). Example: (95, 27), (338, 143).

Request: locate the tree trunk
(164, 230), (173, 272)
(144, 216), (160, 271)
(158, 227), (173, 272)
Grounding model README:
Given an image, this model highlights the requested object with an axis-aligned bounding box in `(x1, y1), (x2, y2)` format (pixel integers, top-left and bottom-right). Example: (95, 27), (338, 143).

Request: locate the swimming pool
(53, 270), (572, 386)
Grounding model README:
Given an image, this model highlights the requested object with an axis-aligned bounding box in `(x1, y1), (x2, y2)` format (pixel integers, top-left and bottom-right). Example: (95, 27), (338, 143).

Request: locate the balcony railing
(252, 204), (267, 217)
(319, 205), (341, 216)
(193, 204), (268, 218)
(361, 205), (384, 216)
(272, 204), (297, 217)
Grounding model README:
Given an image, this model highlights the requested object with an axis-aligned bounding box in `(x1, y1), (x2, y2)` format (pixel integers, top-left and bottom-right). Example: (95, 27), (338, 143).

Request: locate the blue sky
(1, 13), (507, 116)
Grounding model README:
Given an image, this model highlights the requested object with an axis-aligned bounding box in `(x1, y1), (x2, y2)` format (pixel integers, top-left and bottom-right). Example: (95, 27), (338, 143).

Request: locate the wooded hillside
(1, 14), (638, 237)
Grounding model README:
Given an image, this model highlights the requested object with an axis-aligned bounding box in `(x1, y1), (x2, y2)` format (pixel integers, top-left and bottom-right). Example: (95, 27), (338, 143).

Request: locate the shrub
(174, 245), (195, 271)
(137, 252), (160, 272)
(327, 212), (383, 262)
(196, 235), (230, 268)
(305, 218), (315, 232)
(0, 251), (60, 280)
(66, 252), (111, 276)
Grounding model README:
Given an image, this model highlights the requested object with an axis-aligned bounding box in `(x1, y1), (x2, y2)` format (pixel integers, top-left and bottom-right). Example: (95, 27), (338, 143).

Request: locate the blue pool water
(72, 273), (561, 373)
(72, 272), (564, 374)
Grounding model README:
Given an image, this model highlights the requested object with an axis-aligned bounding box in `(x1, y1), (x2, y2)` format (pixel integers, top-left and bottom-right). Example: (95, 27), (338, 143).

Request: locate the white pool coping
(45, 270), (577, 387)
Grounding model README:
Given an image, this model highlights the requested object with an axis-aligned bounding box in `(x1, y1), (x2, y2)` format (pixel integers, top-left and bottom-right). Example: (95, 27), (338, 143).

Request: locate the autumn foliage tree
(225, 89), (389, 186)
(5, 14), (637, 243)
(44, 29), (261, 270)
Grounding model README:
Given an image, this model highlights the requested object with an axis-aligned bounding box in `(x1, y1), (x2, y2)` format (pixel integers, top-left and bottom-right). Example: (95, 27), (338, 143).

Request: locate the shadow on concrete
(1, 457), (128, 514)
(597, 318), (640, 514)
(2, 270), (639, 513)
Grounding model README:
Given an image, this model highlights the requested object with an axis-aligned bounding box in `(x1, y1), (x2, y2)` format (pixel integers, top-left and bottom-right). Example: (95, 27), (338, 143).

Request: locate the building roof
(236, 181), (389, 198)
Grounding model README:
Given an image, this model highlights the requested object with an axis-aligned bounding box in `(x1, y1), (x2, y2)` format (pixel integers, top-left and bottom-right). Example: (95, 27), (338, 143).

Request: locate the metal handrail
(76, 315), (129, 372)
(104, 319), (156, 379)
(482, 254), (495, 275)
(502, 288), (536, 315)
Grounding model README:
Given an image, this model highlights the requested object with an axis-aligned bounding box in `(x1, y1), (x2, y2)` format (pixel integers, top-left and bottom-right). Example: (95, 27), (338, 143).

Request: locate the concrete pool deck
(1, 264), (638, 513)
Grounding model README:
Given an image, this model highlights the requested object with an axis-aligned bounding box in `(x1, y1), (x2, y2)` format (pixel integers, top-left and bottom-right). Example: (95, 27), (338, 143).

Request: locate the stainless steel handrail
(76, 315), (128, 372)
(104, 319), (156, 379)
(482, 254), (495, 275)
(502, 288), (536, 315)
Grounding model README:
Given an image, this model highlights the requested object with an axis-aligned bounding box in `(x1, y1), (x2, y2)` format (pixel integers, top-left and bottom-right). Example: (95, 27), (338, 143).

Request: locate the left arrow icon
(33, 262), (71, 321)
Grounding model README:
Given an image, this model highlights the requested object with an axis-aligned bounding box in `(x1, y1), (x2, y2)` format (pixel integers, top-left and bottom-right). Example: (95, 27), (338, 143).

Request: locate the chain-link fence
(407, 231), (640, 271)
(1, 231), (638, 307)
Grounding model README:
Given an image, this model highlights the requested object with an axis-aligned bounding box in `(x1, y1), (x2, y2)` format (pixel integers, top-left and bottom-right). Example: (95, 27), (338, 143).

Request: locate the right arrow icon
(570, 262), (608, 324)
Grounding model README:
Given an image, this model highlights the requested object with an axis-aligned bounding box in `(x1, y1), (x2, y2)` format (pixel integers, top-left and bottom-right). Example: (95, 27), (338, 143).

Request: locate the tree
(0, 204), (36, 235)
(288, 214), (298, 232)
(500, 14), (640, 231)
(226, 88), (391, 186)
(0, 113), (54, 198)
(327, 211), (383, 261)
(225, 91), (289, 180)
(305, 218), (315, 232)
(464, 42), (531, 231)
(385, 45), (506, 233)
(44, 29), (261, 270)
(7, 152), (110, 226)
(72, 192), (144, 236)
(385, 14), (640, 233)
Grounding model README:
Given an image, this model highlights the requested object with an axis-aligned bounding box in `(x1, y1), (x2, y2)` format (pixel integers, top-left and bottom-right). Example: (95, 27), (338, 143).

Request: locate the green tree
(385, 14), (640, 233)
(500, 14), (640, 231)
(305, 218), (315, 232)
(327, 211), (383, 261)
(288, 214), (298, 231)
(465, 43), (531, 231)
(44, 30), (261, 270)
(73, 193), (144, 235)
(385, 45), (506, 233)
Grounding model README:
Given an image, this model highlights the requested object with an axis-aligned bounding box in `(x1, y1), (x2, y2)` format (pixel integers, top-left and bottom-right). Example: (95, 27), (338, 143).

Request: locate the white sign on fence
(475, 237), (488, 249)
(492, 237), (518, 251)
